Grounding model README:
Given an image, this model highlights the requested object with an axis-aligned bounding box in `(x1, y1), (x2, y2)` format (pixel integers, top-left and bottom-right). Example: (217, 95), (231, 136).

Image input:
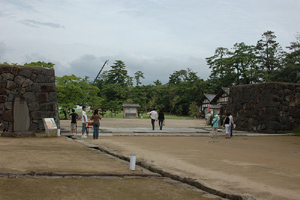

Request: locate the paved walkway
(60, 119), (293, 137)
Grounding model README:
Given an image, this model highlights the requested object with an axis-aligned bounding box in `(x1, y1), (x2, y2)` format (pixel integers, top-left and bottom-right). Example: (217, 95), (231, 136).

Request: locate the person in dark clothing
(158, 109), (165, 130)
(69, 109), (79, 135)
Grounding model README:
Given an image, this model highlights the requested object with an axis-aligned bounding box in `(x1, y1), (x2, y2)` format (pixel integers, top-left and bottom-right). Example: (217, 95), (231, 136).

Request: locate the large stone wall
(227, 83), (300, 133)
(0, 65), (59, 132)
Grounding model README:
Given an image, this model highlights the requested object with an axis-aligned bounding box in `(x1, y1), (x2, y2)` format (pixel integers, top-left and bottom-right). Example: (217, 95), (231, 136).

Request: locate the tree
(206, 47), (234, 91)
(106, 60), (131, 86)
(189, 101), (200, 118)
(134, 71), (145, 86)
(56, 74), (100, 110)
(24, 61), (55, 69)
(278, 33), (300, 83)
(255, 31), (285, 82)
(229, 42), (258, 84)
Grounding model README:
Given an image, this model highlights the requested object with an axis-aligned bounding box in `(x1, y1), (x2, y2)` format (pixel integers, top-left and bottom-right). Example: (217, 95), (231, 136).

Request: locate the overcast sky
(1, 0), (299, 85)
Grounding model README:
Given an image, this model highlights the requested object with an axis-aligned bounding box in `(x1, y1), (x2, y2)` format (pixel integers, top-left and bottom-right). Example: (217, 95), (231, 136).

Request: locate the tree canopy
(4, 30), (299, 117)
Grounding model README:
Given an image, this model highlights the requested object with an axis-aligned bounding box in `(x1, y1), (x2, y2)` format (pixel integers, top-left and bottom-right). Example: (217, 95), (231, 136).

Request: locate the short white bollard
(57, 129), (61, 137)
(129, 154), (136, 170)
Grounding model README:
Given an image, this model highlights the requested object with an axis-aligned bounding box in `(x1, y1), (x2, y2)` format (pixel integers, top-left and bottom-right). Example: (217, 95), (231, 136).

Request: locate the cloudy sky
(0, 0), (299, 85)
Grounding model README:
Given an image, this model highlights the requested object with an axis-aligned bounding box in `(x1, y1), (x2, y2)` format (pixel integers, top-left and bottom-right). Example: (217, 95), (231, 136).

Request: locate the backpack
(224, 117), (230, 124)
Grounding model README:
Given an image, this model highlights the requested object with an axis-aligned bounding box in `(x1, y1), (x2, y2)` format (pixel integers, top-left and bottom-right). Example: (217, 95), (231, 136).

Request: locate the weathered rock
(36, 93), (48, 103)
(0, 65), (59, 132)
(2, 110), (12, 122)
(14, 75), (26, 86)
(2, 73), (14, 80)
(6, 80), (17, 89)
(228, 82), (300, 133)
(22, 79), (33, 88)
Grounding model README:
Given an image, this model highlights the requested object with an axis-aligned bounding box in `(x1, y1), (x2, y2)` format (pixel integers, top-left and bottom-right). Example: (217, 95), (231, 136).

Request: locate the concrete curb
(0, 171), (161, 178)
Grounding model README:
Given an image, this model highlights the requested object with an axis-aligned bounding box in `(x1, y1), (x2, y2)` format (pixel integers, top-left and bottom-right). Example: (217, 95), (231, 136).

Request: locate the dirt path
(60, 118), (300, 199)
(73, 116), (300, 200)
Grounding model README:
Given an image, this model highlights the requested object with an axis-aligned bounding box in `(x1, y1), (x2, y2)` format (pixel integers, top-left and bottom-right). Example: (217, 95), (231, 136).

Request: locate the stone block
(30, 73), (37, 81)
(41, 84), (56, 92)
(14, 75), (26, 86)
(28, 102), (39, 111)
(19, 68), (33, 78)
(2, 73), (14, 80)
(36, 93), (48, 103)
(35, 74), (45, 83)
(48, 92), (57, 102)
(4, 102), (12, 110)
(6, 80), (16, 90)
(0, 95), (7, 103)
(31, 83), (42, 92)
(2, 110), (12, 122)
(22, 79), (33, 88)
(40, 103), (56, 111)
(18, 86), (26, 94)
(24, 92), (37, 103)
(41, 69), (55, 76)
(7, 91), (18, 102)
(0, 88), (9, 95)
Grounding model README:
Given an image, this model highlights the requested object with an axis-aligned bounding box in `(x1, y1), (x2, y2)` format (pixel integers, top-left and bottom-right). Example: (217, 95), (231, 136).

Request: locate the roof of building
(203, 93), (216, 102)
(211, 87), (230, 104)
(122, 103), (140, 107)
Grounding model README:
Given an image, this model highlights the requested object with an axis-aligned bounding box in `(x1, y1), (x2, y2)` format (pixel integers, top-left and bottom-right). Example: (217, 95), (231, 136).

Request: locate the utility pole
(93, 60), (109, 83)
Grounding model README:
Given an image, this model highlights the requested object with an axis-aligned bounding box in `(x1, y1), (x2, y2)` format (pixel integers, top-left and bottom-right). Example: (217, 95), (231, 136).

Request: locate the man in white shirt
(147, 108), (158, 130)
(81, 106), (87, 138)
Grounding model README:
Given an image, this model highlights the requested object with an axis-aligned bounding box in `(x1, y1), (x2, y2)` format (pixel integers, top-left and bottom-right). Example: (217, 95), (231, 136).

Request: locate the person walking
(223, 113), (230, 139)
(81, 106), (87, 138)
(158, 109), (165, 130)
(69, 109), (79, 136)
(147, 108), (158, 130)
(90, 109), (101, 139)
(211, 114), (219, 138)
(229, 113), (234, 137)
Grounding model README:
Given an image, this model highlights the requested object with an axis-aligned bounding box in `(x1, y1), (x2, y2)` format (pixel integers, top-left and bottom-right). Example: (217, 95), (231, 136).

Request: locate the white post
(129, 154), (136, 170)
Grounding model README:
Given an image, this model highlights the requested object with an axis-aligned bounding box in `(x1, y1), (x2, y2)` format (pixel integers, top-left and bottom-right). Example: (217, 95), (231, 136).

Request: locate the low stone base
(1, 132), (36, 138)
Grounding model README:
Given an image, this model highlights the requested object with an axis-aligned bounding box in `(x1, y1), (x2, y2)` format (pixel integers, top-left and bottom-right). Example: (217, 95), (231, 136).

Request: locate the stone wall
(227, 83), (300, 133)
(0, 65), (59, 132)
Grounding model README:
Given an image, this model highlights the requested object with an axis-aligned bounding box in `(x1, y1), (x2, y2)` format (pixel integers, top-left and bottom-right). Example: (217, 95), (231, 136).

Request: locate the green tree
(206, 47), (234, 91)
(134, 71), (145, 86)
(106, 60), (132, 86)
(24, 61), (55, 69)
(255, 31), (285, 81)
(189, 101), (200, 118)
(278, 33), (300, 83)
(229, 42), (258, 84)
(56, 74), (100, 110)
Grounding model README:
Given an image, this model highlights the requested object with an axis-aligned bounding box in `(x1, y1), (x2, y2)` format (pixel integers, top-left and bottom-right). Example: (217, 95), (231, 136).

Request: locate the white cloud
(0, 0), (299, 85)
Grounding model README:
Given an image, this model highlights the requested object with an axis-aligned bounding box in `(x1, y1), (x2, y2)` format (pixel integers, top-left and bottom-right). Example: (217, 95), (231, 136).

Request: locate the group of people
(211, 113), (234, 138)
(147, 108), (165, 130)
(68, 107), (234, 139)
(68, 106), (101, 139)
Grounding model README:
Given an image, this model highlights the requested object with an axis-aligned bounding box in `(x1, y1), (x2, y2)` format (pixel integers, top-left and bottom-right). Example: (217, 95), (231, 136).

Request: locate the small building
(122, 103), (140, 118)
(199, 93), (216, 117)
(211, 87), (230, 115)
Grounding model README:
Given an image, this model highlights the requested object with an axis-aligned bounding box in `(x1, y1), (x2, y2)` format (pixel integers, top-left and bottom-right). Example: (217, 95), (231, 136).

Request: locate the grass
(289, 124), (300, 136)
